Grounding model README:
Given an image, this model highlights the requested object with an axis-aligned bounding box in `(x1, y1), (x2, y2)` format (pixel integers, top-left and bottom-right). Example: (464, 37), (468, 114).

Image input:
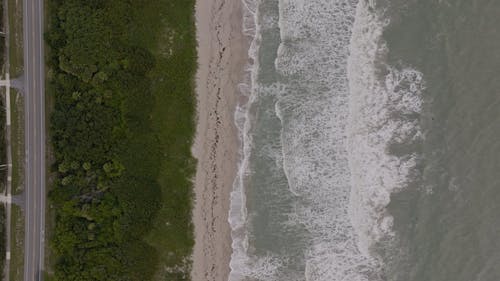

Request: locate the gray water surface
(386, 1), (500, 280)
(229, 1), (500, 280)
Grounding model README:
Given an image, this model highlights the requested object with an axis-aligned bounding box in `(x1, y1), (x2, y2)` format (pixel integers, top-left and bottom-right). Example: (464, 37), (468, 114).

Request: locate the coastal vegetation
(0, 91), (5, 277)
(46, 0), (196, 280)
(0, 205), (5, 278)
(0, 0), (7, 276)
(0, 1), (4, 72)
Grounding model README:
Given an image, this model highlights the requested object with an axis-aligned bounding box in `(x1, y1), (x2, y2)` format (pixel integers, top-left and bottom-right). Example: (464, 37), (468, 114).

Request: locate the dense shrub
(46, 0), (195, 279)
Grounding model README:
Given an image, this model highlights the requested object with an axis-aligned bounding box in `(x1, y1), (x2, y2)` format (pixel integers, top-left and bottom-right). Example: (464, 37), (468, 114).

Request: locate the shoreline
(191, 0), (249, 280)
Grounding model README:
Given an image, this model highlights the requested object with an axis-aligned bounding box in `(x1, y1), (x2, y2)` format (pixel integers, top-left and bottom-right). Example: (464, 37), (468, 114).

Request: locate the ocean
(229, 0), (500, 280)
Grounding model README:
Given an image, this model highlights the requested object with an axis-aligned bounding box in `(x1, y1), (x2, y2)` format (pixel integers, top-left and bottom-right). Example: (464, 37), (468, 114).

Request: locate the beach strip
(191, 0), (248, 280)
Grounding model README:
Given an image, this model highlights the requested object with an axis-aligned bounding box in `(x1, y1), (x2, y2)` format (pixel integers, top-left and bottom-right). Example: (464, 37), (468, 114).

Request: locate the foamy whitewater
(229, 0), (424, 280)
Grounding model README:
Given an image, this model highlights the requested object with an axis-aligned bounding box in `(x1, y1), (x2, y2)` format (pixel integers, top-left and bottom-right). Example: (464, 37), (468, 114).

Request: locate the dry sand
(191, 0), (248, 280)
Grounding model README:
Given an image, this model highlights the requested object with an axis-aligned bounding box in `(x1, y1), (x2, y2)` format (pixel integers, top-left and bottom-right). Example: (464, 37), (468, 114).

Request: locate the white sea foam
(273, 0), (385, 280)
(229, 0), (424, 280)
(347, 0), (424, 256)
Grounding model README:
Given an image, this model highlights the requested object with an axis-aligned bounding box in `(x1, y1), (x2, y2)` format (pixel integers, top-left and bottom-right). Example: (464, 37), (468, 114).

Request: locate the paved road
(23, 0), (46, 280)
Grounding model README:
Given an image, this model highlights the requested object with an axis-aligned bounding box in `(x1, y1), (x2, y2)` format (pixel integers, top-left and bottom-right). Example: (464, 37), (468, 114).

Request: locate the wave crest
(347, 0), (424, 256)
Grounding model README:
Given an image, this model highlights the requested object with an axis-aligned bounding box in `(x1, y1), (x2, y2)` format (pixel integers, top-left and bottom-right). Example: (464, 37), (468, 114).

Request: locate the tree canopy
(47, 0), (171, 279)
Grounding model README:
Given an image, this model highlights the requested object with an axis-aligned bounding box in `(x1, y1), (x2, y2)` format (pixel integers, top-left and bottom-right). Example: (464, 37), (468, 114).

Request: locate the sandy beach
(191, 0), (248, 280)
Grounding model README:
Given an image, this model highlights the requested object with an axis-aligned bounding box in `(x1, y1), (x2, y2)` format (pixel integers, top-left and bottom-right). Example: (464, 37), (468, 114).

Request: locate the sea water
(229, 0), (500, 280)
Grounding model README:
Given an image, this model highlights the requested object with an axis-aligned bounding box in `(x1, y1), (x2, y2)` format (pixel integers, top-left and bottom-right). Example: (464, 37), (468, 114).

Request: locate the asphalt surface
(23, 0), (46, 280)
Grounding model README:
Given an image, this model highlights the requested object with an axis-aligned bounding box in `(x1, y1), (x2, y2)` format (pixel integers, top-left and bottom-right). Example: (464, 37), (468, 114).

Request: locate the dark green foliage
(0, 2), (4, 71)
(47, 0), (196, 279)
(0, 205), (5, 277)
(0, 1), (6, 273)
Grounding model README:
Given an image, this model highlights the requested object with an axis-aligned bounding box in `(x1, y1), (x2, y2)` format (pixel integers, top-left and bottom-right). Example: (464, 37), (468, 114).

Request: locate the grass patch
(9, 204), (23, 281)
(7, 0), (22, 77)
(132, 2), (198, 280)
(0, 0), (5, 79)
(9, 89), (23, 195)
(0, 205), (5, 278)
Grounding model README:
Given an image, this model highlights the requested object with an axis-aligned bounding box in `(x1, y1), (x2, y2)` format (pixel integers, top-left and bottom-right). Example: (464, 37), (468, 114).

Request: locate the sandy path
(191, 0), (248, 280)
